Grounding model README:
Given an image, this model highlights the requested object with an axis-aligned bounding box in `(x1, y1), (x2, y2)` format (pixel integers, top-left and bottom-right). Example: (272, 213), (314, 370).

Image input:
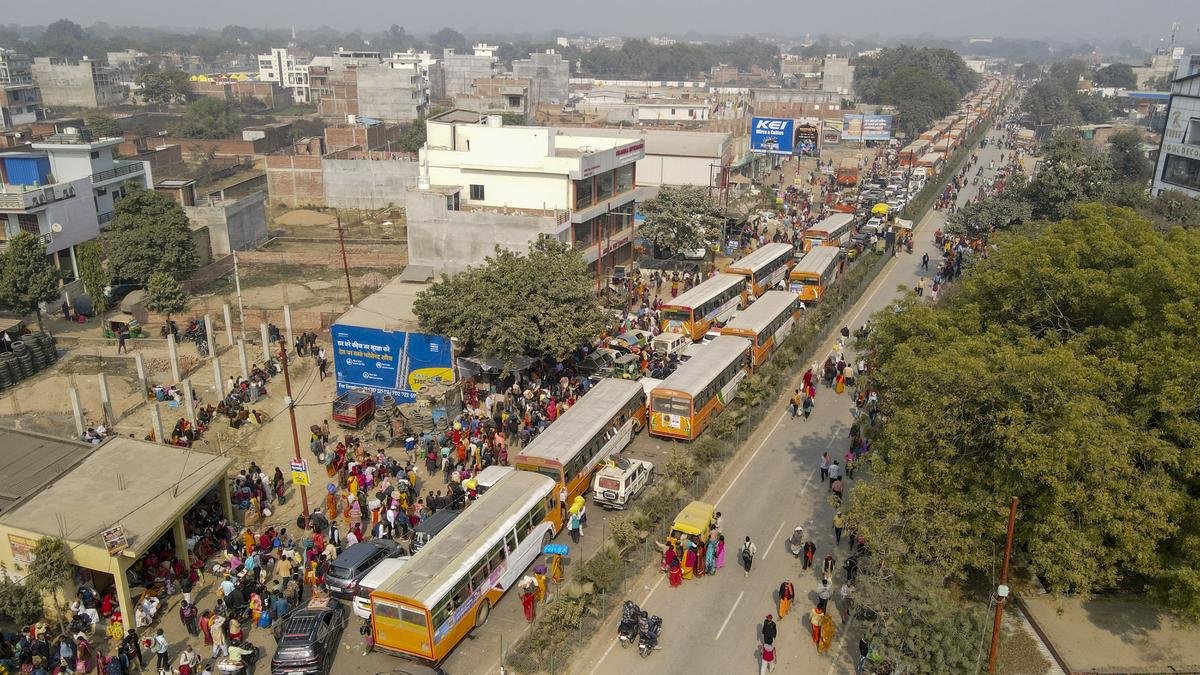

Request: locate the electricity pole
(335, 211), (354, 306)
(278, 339), (310, 521)
(988, 496), (1019, 673)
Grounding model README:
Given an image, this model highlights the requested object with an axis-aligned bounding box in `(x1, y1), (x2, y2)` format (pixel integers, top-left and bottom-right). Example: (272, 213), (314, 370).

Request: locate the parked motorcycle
(617, 600), (641, 648)
(637, 612), (662, 658)
(215, 640), (259, 674)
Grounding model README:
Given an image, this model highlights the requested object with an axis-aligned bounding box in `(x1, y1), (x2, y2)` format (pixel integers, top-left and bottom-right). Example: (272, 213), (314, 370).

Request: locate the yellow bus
(788, 245), (842, 303)
(659, 273), (746, 342)
(649, 335), (751, 440)
(720, 290), (800, 369)
(370, 472), (557, 664)
(801, 213), (855, 252)
(724, 242), (795, 297)
(514, 378), (647, 530)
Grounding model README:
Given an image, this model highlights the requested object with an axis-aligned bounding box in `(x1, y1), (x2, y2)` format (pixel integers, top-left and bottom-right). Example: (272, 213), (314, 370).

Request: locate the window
(1162, 154), (1200, 192)
(450, 579), (471, 608)
(616, 164), (634, 193)
(89, 151), (99, 159)
(469, 184), (485, 200)
(1188, 119), (1200, 146)
(596, 170), (614, 201)
(574, 178), (594, 209)
(17, 214), (40, 235)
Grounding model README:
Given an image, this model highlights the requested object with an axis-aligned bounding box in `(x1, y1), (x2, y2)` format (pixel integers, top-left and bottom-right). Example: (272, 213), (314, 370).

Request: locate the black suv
(270, 599), (347, 674)
(325, 539), (405, 600)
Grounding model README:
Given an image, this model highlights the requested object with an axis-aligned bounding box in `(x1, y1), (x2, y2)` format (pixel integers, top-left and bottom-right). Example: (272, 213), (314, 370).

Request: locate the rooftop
(553, 126), (728, 158)
(0, 435), (233, 557)
(0, 428), (96, 515)
(333, 272), (430, 332)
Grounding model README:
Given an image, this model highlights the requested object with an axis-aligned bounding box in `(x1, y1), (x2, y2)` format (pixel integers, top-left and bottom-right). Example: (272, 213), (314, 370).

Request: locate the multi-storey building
(0, 49), (44, 130)
(31, 57), (126, 108)
(257, 48), (311, 103)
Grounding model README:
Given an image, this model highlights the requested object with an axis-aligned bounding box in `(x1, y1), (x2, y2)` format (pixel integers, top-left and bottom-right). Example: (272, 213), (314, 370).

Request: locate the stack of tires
(372, 394), (399, 445)
(0, 331), (59, 391)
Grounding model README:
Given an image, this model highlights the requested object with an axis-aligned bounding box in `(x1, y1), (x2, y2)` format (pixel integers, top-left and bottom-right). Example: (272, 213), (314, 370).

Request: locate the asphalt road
(569, 127), (1012, 675)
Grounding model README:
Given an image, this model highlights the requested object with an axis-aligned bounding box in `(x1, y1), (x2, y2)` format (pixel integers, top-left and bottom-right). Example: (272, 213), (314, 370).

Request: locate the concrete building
(821, 57), (854, 96)
(779, 55), (854, 96)
(457, 77), (536, 122)
(182, 191), (269, 256)
(1151, 58), (1200, 199)
(257, 48), (311, 103)
(553, 126), (731, 188)
(512, 50), (570, 105)
(434, 44), (498, 100)
(0, 129), (151, 280)
(31, 57), (126, 108)
(0, 49), (44, 130)
(105, 49), (149, 69)
(633, 100), (711, 123)
(1133, 50), (1180, 89)
(409, 110), (644, 279)
(354, 61), (428, 122)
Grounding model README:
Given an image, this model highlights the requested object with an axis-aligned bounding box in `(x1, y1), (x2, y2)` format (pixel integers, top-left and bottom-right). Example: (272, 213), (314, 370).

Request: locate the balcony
(98, 211), (114, 224)
(90, 161), (144, 185)
(0, 183), (77, 211)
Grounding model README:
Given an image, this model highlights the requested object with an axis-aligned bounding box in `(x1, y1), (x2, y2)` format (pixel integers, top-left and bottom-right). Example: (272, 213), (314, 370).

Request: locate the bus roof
(662, 273), (746, 310)
(722, 291), (796, 335)
(373, 472), (555, 604)
(808, 212), (855, 233)
(652, 335), (750, 398)
(514, 378), (644, 466)
(724, 243), (794, 275)
(792, 246), (841, 275)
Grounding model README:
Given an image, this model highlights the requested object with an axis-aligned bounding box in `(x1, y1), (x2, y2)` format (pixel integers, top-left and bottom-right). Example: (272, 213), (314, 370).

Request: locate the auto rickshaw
(104, 313), (144, 339)
(613, 353), (642, 380)
(669, 500), (717, 548)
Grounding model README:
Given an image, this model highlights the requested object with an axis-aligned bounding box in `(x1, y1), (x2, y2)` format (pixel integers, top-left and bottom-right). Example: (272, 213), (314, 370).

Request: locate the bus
(659, 273), (746, 342)
(370, 472), (557, 664)
(723, 243), (795, 298)
(801, 213), (855, 252)
(788, 245), (842, 303)
(649, 335), (752, 440)
(720, 290), (800, 369)
(514, 378), (646, 529)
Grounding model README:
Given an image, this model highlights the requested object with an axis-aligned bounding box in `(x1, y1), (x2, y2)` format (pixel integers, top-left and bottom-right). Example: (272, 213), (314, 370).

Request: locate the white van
(591, 457), (655, 510)
(352, 556), (411, 619)
(473, 465), (514, 494)
(912, 167), (929, 180)
(652, 332), (689, 357)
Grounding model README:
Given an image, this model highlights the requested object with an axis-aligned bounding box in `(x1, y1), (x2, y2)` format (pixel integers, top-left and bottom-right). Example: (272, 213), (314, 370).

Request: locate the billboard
(842, 114), (894, 142)
(331, 324), (454, 403)
(750, 117), (795, 155)
(795, 119), (820, 156)
(821, 119), (842, 145)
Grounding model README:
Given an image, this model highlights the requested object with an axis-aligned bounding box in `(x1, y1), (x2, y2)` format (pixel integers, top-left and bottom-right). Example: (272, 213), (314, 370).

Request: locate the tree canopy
(1107, 128), (1152, 185)
(145, 272), (188, 319)
(852, 204), (1200, 618)
(853, 47), (980, 137)
(413, 236), (607, 366)
(0, 232), (60, 324)
(1093, 62), (1137, 89)
(1020, 60), (1114, 126)
(177, 97), (243, 139)
(136, 66), (193, 107)
(637, 185), (724, 256)
(84, 112), (122, 139)
(103, 188), (200, 284)
(579, 37), (779, 80)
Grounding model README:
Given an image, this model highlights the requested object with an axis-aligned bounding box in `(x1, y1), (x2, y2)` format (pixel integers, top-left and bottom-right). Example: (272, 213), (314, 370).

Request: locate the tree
(26, 537), (73, 635)
(177, 97), (242, 139)
(0, 564), (44, 626)
(1107, 128), (1152, 184)
(84, 112), (121, 139)
(1020, 78), (1082, 126)
(1145, 73), (1173, 91)
(1093, 62), (1137, 89)
(945, 184), (1033, 237)
(145, 272), (188, 321)
(637, 185), (724, 255)
(1075, 93), (1114, 123)
(413, 236), (607, 366)
(40, 19), (88, 59)
(429, 27), (467, 53)
(1139, 189), (1200, 230)
(0, 232), (60, 328)
(103, 188), (200, 284)
(76, 241), (110, 316)
(136, 66), (193, 107)
(1024, 133), (1113, 220)
(397, 118), (427, 152)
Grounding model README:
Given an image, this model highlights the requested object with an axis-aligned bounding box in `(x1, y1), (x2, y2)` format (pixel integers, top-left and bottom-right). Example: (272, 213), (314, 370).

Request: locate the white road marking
(717, 413), (785, 505)
(588, 637), (620, 675)
(586, 558), (668, 674)
(641, 574), (665, 606)
(761, 520), (786, 559)
(714, 590), (745, 641)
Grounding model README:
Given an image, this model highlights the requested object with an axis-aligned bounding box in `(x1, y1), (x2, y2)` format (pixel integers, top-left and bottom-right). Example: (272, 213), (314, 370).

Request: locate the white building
(257, 48), (310, 103)
(1151, 57), (1200, 199)
(633, 101), (711, 123)
(553, 127), (730, 188)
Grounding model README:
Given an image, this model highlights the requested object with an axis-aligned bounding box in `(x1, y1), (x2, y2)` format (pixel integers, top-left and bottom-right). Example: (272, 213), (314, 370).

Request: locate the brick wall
(163, 136), (267, 158)
(264, 154), (324, 207)
(235, 248), (407, 266)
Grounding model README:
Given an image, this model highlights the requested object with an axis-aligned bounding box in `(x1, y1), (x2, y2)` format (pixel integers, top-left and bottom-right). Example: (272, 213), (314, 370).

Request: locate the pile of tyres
(0, 331), (58, 389)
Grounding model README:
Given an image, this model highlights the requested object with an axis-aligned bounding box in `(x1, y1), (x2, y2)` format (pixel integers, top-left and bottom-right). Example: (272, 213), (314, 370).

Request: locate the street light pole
(277, 338), (310, 521)
(988, 496), (1019, 673)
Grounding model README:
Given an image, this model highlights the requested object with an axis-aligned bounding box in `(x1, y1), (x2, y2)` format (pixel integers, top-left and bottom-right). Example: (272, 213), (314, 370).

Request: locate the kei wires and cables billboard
(750, 117), (796, 155)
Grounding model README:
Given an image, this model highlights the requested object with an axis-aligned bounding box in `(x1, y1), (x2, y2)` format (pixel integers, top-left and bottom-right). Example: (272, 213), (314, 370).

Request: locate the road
(569, 128), (1012, 675)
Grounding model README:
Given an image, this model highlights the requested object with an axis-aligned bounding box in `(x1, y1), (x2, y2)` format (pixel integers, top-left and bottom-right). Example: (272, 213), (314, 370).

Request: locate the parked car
(410, 509), (463, 553)
(579, 348), (620, 377)
(325, 540), (405, 600)
(270, 598), (348, 675)
(592, 457), (655, 510)
(352, 557), (410, 620)
(652, 332), (689, 358)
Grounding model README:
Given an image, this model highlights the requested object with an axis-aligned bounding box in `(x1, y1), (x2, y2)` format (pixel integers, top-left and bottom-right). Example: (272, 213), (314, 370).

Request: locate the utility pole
(988, 496), (1019, 673)
(335, 211), (354, 306)
(278, 339), (310, 521)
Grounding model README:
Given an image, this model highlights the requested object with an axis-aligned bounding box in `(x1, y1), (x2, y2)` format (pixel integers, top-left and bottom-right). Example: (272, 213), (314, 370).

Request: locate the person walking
(761, 614), (777, 646)
(116, 329), (128, 355)
(759, 641), (776, 674)
(916, 276), (926, 297)
(921, 252), (929, 270)
(740, 536), (757, 577)
(790, 389), (802, 419)
(778, 580), (795, 619)
(802, 391), (814, 419)
(808, 606), (824, 648)
(151, 629), (169, 674)
(568, 510), (582, 544)
(833, 511), (845, 545)
(817, 578), (832, 611)
(819, 453), (830, 482)
(839, 582), (854, 623)
(802, 539), (816, 570)
(827, 460), (841, 484)
(822, 553), (836, 580)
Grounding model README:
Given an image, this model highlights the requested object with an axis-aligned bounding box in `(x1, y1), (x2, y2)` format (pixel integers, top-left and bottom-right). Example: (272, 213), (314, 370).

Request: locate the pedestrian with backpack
(741, 536), (757, 577)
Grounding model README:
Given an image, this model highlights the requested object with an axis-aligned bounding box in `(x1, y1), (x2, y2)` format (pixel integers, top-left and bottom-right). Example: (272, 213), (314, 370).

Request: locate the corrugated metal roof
(0, 429), (94, 515)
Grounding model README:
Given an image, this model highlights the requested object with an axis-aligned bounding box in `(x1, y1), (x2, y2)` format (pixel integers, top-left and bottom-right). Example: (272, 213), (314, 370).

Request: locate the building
(105, 49), (149, 69)
(408, 110), (644, 279)
(257, 48), (311, 103)
(31, 57), (126, 108)
(457, 77), (536, 122)
(633, 100), (711, 123)
(512, 50), (570, 105)
(0, 430), (233, 632)
(821, 57), (854, 96)
(1151, 57), (1200, 199)
(1133, 50), (1180, 89)
(0, 49), (44, 130)
(553, 126), (731, 188)
(434, 44), (498, 100)
(354, 61), (428, 122)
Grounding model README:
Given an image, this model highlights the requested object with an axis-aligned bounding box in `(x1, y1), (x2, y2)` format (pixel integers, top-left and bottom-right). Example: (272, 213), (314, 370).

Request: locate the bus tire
(632, 417), (643, 434)
(475, 599), (491, 628)
(542, 530), (554, 547)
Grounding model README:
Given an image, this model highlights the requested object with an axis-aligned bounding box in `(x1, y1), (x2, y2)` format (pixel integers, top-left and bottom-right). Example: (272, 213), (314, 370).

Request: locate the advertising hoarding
(842, 114), (864, 141)
(821, 119), (842, 144)
(750, 117), (795, 155)
(331, 324), (454, 403)
(862, 115), (894, 141)
(795, 119), (820, 156)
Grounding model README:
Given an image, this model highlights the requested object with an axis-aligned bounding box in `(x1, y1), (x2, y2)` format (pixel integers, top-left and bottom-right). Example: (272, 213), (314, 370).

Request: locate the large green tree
(75, 241), (110, 316)
(0, 232), (60, 327)
(136, 66), (193, 107)
(852, 204), (1200, 616)
(1093, 62), (1137, 89)
(637, 185), (724, 255)
(103, 188), (200, 284)
(853, 46), (980, 136)
(177, 97), (243, 139)
(1024, 133), (1113, 220)
(1107, 128), (1152, 184)
(413, 236), (607, 366)
(145, 271), (188, 322)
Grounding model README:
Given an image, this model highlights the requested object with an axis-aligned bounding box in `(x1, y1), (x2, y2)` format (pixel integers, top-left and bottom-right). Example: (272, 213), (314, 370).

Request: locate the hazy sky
(6, 0), (1200, 41)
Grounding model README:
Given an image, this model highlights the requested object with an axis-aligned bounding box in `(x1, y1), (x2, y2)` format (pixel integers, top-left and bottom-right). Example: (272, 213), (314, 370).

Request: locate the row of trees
(578, 37), (780, 80)
(1020, 60), (1115, 126)
(853, 47), (981, 137)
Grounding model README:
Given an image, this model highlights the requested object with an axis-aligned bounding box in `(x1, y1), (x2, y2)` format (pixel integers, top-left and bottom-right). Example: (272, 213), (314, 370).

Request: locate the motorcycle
(216, 640), (259, 674)
(618, 600), (641, 648)
(637, 612), (663, 657)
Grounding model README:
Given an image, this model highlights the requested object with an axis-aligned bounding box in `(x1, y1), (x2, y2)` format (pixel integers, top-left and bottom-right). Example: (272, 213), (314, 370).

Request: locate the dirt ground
(269, 206), (406, 241)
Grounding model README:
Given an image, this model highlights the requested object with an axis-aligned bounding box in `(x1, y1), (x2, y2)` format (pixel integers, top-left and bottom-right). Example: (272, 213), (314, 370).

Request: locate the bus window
(451, 579), (471, 608)
(506, 528), (519, 552)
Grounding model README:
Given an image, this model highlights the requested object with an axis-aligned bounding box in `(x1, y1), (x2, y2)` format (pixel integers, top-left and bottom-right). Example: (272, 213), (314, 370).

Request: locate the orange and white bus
(649, 335), (751, 440)
(720, 290), (800, 368)
(724, 242), (795, 297)
(801, 213), (855, 252)
(514, 378), (646, 530)
(370, 472), (557, 664)
(659, 273), (746, 342)
(788, 245), (841, 304)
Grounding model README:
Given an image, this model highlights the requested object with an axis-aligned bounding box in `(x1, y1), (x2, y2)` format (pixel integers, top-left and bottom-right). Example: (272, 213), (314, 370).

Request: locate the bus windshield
(660, 308), (691, 323)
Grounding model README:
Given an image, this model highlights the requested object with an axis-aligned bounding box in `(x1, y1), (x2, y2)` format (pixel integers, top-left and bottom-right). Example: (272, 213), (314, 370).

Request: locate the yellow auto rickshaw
(104, 313), (144, 339)
(669, 500), (717, 547)
(613, 353), (642, 380)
